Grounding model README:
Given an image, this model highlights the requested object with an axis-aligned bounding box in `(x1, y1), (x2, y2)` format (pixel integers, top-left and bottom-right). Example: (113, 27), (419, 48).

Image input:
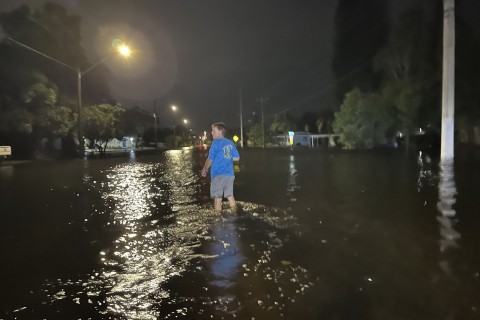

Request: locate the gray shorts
(211, 175), (235, 199)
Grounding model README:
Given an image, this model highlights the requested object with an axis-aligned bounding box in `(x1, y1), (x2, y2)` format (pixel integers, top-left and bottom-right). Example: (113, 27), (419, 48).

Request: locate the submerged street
(1, 147), (479, 319)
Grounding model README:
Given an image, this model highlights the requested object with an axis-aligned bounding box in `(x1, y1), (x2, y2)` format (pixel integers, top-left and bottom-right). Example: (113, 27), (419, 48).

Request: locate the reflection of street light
(5, 36), (131, 156)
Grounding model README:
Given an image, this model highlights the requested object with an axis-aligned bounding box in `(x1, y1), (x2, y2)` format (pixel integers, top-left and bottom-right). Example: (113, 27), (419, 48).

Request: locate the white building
(274, 131), (340, 148)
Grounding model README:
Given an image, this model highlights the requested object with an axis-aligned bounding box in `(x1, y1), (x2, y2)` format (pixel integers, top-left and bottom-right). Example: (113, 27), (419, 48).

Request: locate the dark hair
(211, 122), (226, 135)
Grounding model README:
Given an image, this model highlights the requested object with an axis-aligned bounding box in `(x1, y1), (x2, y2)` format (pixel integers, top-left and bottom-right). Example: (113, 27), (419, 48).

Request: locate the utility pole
(441, 0), (455, 161)
(258, 97), (269, 148)
(239, 87), (244, 148)
(77, 68), (83, 155)
(153, 99), (158, 149)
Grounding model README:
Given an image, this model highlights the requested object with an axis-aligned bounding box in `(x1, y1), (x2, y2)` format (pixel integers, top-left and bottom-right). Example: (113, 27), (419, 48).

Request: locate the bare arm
(201, 159), (213, 177)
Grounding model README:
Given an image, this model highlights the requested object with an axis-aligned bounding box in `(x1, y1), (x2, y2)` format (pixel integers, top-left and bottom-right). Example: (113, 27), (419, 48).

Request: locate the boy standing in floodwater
(201, 122), (240, 213)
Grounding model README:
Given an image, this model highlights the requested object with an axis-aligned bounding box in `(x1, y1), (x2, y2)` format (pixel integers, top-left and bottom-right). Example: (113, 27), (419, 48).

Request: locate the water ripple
(20, 150), (314, 319)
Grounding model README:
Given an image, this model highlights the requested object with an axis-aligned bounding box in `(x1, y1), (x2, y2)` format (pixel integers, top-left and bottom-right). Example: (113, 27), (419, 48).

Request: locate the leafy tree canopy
(0, 3), (111, 104)
(247, 123), (264, 147)
(333, 88), (395, 149)
(373, 6), (435, 138)
(0, 3), (114, 157)
(82, 103), (125, 146)
(332, 5), (442, 149)
(0, 69), (75, 138)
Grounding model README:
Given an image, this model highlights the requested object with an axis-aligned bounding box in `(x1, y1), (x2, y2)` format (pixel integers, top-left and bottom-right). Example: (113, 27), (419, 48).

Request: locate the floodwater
(0, 147), (479, 320)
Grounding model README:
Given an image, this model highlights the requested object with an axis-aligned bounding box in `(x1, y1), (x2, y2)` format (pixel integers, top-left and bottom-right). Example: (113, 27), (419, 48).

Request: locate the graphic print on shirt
(223, 145), (232, 159)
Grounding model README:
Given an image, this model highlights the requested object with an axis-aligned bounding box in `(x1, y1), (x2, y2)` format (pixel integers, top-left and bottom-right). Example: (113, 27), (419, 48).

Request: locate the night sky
(1, 0), (479, 133)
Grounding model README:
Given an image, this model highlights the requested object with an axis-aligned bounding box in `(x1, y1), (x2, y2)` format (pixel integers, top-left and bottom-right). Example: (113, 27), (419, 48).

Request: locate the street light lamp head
(171, 105), (177, 112)
(183, 119), (188, 124)
(118, 44), (131, 57)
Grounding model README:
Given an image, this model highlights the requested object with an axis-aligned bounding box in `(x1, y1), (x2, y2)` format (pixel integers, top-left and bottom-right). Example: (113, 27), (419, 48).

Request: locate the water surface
(1, 147), (479, 319)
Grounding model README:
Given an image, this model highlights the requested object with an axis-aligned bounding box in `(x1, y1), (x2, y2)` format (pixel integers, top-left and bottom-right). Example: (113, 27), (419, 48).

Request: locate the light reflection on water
(95, 149), (209, 319)
(417, 151), (435, 191)
(416, 152), (461, 279)
(32, 148), (312, 319)
(437, 160), (460, 279)
(101, 161), (168, 320)
(287, 154), (300, 202)
(8, 149), (477, 318)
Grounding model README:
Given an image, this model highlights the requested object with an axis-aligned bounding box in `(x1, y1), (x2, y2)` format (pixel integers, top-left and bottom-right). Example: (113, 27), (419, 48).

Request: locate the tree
(247, 123), (264, 147)
(22, 72), (76, 138)
(315, 109), (334, 134)
(82, 103), (125, 154)
(297, 111), (318, 133)
(0, 68), (76, 157)
(0, 3), (111, 157)
(270, 112), (296, 134)
(118, 107), (153, 139)
(0, 3), (110, 103)
(373, 6), (436, 147)
(333, 88), (395, 149)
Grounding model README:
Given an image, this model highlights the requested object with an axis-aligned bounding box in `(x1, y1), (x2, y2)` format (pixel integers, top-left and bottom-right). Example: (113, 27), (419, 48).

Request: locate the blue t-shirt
(208, 138), (240, 179)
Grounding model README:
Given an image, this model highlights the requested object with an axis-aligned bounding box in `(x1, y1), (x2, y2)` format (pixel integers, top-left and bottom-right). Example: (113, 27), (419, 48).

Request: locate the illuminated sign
(288, 131), (294, 145)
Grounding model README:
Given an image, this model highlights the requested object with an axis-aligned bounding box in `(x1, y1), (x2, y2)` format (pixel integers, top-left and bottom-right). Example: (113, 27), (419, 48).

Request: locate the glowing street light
(5, 35), (131, 156)
(118, 44), (131, 57)
(183, 119), (189, 125)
